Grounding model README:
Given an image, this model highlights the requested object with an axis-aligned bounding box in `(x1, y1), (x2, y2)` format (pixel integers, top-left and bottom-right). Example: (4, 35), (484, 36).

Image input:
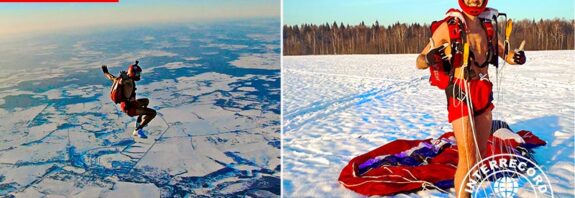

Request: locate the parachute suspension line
(462, 43), (483, 162)
(494, 18), (514, 158)
(422, 181), (450, 194)
(489, 16), (511, 162)
(493, 15), (517, 189)
(403, 168), (450, 194)
(494, 13), (502, 122)
(496, 17), (512, 112)
(467, 43), (499, 198)
(452, 76), (471, 170)
(342, 169), (449, 194)
(465, 82), (482, 160)
(127, 112), (171, 174)
(459, 101), (472, 170)
(454, 42), (476, 197)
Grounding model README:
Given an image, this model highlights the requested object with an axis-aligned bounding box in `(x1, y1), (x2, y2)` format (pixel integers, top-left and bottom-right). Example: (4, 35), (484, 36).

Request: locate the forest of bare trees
(283, 19), (574, 55)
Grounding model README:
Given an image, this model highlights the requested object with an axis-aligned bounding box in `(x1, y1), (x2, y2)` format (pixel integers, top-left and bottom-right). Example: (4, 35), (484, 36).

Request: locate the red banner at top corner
(0, 0), (118, 2)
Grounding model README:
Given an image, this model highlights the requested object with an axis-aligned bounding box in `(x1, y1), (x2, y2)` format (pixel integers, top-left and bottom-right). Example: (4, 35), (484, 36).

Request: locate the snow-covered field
(282, 51), (575, 197)
(0, 20), (281, 197)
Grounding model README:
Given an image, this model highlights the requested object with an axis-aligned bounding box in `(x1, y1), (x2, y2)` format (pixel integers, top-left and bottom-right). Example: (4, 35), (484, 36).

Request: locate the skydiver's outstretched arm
(102, 65), (116, 81)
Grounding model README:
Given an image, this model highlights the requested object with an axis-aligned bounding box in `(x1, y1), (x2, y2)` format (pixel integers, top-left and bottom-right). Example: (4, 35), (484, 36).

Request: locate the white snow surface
(282, 51), (575, 197)
(230, 53), (280, 70)
(0, 56), (280, 197)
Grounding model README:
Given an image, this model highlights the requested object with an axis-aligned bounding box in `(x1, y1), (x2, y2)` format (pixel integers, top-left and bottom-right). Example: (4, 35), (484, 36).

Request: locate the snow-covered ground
(282, 51), (575, 197)
(0, 20), (281, 197)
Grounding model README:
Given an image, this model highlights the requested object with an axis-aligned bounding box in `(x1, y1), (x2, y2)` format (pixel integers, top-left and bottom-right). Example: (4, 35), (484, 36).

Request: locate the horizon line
(0, 16), (279, 41)
(283, 17), (575, 26)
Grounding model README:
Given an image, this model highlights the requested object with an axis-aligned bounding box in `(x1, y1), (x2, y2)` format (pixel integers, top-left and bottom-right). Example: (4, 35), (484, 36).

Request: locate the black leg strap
(445, 83), (467, 103)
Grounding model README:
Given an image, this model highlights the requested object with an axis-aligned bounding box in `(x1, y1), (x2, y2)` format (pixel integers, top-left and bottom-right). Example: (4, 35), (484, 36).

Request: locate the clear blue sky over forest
(283, 0), (575, 25)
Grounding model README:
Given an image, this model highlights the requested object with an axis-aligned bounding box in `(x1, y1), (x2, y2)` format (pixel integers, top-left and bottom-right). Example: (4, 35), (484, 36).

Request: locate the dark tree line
(283, 19), (574, 55)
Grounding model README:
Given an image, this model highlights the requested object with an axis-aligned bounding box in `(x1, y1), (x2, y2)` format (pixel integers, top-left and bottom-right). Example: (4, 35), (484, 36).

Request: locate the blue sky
(0, 0), (280, 11)
(0, 0), (279, 37)
(0, 0), (277, 11)
(283, 0), (575, 25)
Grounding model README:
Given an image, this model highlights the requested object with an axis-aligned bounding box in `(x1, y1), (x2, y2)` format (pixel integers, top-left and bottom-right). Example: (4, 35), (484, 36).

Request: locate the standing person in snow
(415, 0), (526, 197)
(102, 60), (157, 139)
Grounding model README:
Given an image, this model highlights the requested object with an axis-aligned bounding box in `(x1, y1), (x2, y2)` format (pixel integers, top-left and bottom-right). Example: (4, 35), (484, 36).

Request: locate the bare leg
(135, 107), (156, 130)
(135, 98), (149, 128)
(474, 109), (492, 157)
(452, 108), (492, 197)
(136, 115), (142, 127)
(136, 98), (149, 108)
(452, 116), (477, 198)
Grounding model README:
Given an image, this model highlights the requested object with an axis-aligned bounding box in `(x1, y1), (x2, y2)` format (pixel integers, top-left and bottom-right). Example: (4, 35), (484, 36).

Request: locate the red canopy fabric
(338, 130), (546, 196)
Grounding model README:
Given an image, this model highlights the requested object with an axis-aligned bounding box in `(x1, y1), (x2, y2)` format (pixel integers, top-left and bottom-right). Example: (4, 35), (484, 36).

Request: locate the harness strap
(445, 17), (465, 82)
(427, 9), (498, 89)
(131, 83), (137, 99)
(445, 83), (467, 102)
(479, 18), (496, 68)
(444, 14), (497, 82)
(445, 81), (493, 116)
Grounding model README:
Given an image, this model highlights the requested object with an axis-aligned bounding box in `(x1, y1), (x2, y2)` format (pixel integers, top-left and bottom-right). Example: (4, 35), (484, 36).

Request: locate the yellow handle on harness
(505, 19), (513, 41)
(462, 43), (470, 67)
(504, 19), (514, 62)
(454, 43), (470, 80)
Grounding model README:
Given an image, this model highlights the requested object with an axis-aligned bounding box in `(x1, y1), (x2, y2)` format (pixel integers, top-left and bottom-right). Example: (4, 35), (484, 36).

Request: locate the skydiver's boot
(132, 128), (148, 139)
(133, 115), (147, 138)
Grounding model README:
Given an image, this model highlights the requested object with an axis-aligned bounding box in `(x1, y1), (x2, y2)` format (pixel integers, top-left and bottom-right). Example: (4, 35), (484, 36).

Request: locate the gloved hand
(513, 50), (526, 65)
(425, 43), (449, 66)
(101, 65), (109, 73)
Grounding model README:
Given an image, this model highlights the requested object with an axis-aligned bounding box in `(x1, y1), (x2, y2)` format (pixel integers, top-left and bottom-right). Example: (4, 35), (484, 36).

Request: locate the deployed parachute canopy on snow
(338, 122), (546, 196)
